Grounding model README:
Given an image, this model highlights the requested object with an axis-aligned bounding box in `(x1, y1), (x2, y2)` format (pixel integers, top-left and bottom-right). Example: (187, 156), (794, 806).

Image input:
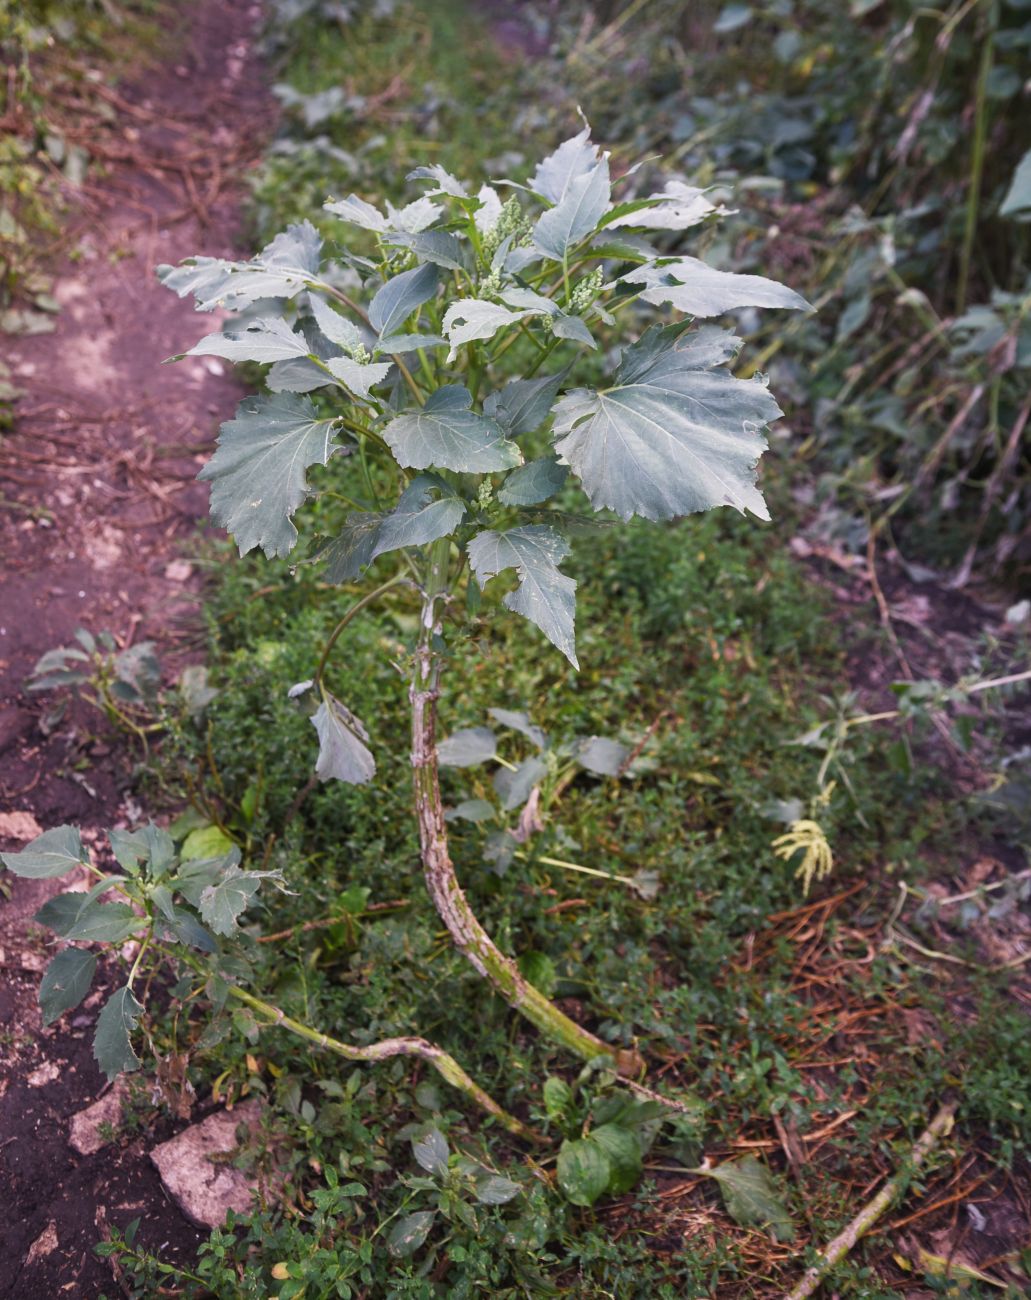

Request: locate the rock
(0, 810), (43, 842)
(27, 1060), (61, 1087)
(24, 1221), (59, 1267)
(149, 1101), (263, 1228)
(69, 1080), (129, 1155)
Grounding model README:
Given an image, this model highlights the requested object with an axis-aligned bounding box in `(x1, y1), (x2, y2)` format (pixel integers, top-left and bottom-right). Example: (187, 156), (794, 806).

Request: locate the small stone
(149, 1101), (263, 1228)
(27, 1061), (61, 1088)
(0, 810), (43, 842)
(164, 559), (193, 582)
(24, 1221), (58, 1266)
(69, 1079), (128, 1155)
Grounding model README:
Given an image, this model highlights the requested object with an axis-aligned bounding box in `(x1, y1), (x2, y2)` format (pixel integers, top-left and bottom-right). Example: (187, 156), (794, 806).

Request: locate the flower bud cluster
(482, 196), (534, 260)
(569, 268), (604, 315)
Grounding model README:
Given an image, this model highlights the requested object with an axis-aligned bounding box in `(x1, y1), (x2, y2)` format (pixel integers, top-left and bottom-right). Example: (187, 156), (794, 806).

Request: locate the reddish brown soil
(0, 1), (269, 1293)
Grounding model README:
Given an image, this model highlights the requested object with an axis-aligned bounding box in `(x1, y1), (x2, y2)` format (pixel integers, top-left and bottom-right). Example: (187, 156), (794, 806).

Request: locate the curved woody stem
(410, 539), (642, 1075)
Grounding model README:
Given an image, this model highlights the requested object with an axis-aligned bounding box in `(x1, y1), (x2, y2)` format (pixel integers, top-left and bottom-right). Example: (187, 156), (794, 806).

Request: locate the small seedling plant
(3, 124), (808, 1132)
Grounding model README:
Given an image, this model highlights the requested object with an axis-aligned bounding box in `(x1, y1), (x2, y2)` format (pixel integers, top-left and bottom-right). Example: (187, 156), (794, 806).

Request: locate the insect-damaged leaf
(699, 1155), (794, 1241)
(93, 985), (144, 1081)
(621, 256), (811, 318)
(467, 525), (578, 667)
(442, 299), (533, 361)
(200, 393), (341, 559)
(312, 693), (376, 785)
(437, 726), (497, 768)
(383, 385), (521, 474)
(1, 825), (86, 879)
(551, 324), (779, 522)
(39, 948), (97, 1026)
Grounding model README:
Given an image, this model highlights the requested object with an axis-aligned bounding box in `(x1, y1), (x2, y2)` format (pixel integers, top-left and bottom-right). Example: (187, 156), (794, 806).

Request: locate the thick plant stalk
(410, 540), (642, 1075)
(226, 984), (541, 1143)
(783, 1103), (956, 1300)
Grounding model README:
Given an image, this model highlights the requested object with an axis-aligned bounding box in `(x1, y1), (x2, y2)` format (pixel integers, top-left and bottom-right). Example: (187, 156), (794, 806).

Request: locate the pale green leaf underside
(533, 159), (611, 261)
(200, 393), (340, 559)
(312, 693), (376, 785)
(157, 220), (323, 312)
(467, 525), (578, 667)
(185, 316), (309, 364)
(198, 864), (274, 936)
(623, 256), (811, 318)
(551, 328), (779, 522)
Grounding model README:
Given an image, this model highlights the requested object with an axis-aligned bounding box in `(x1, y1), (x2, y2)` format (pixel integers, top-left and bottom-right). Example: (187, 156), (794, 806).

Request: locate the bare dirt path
(0, 1), (269, 1292)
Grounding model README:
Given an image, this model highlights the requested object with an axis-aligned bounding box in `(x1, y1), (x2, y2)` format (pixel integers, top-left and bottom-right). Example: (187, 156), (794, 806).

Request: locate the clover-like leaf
(39, 949), (98, 1026)
(437, 726), (497, 768)
(622, 256), (811, 318)
(552, 324), (779, 522)
(382, 386), (521, 473)
(93, 985), (144, 1081)
(467, 525), (578, 667)
(200, 393), (341, 559)
(312, 692), (376, 785)
(2, 825), (86, 879)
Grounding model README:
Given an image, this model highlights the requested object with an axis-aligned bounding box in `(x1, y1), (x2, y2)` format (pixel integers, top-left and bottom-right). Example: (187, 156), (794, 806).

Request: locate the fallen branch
(783, 1103), (956, 1299)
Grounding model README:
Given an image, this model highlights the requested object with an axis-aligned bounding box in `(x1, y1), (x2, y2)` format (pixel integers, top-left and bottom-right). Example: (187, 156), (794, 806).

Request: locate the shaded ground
(0, 1), (268, 1293)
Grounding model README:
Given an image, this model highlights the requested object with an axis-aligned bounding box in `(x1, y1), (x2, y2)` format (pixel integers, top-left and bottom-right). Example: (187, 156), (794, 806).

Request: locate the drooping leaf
(312, 693), (376, 784)
(442, 299), (533, 362)
(1, 825), (86, 879)
(198, 864), (279, 937)
(437, 726), (497, 768)
(93, 985), (145, 1081)
(370, 475), (466, 560)
(184, 316), (309, 364)
(383, 229), (465, 271)
(701, 1155), (794, 1241)
(530, 126), (603, 205)
(484, 370), (567, 437)
(382, 386), (521, 473)
(577, 736), (629, 776)
(199, 394), (341, 559)
(412, 1127), (450, 1175)
(622, 256), (811, 318)
(494, 756), (548, 810)
(467, 526), (578, 667)
(157, 220), (323, 312)
(533, 160), (612, 261)
(319, 512), (385, 582)
(368, 262), (439, 338)
(39, 949), (98, 1025)
(387, 1210), (436, 1258)
(557, 1136), (611, 1208)
(498, 457), (569, 506)
(551, 325), (779, 522)
(487, 707), (548, 749)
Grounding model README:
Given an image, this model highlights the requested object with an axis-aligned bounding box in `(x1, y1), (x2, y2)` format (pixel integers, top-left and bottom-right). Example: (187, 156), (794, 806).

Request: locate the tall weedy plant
(3, 125), (807, 1126)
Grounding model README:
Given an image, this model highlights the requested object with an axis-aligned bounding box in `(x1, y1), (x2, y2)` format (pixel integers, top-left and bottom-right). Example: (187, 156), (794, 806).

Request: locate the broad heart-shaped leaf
(467, 525), (578, 667)
(442, 299), (533, 362)
(94, 985), (144, 1081)
(382, 386), (521, 474)
(184, 316), (309, 364)
(493, 755), (548, 810)
(557, 1136), (611, 1208)
(437, 726), (497, 768)
(577, 736), (629, 776)
(622, 256), (811, 318)
(484, 370), (567, 438)
(39, 949), (97, 1026)
(533, 159), (612, 261)
(530, 125), (603, 204)
(157, 219), (322, 312)
(370, 475), (466, 560)
(2, 825), (86, 878)
(700, 1155), (794, 1241)
(368, 262), (438, 338)
(200, 393), (341, 559)
(312, 692), (376, 784)
(551, 325), (780, 522)
(498, 457), (569, 506)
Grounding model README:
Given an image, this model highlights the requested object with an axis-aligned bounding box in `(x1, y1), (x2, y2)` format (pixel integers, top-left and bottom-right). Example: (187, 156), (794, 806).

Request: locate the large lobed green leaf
(382, 386), (521, 474)
(551, 324), (779, 522)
